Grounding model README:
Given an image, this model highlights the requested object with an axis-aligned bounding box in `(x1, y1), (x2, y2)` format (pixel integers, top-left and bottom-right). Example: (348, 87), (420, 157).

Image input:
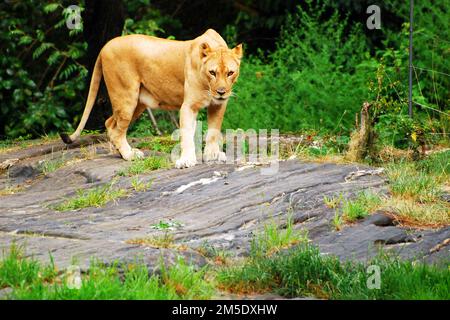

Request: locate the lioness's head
(200, 43), (243, 103)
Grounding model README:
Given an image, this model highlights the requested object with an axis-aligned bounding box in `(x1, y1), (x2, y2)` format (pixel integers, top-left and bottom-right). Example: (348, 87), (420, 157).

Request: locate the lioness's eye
(209, 70), (216, 77)
(228, 71), (235, 77)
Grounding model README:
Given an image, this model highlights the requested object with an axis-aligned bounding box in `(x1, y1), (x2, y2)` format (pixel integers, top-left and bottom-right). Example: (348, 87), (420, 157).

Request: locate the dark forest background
(0, 0), (448, 150)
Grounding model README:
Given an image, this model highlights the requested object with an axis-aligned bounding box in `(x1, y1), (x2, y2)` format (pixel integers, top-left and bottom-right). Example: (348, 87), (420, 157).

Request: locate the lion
(60, 29), (243, 168)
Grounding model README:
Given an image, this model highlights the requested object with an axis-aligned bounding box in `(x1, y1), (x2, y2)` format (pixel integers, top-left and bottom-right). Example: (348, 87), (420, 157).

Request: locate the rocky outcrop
(0, 137), (448, 272)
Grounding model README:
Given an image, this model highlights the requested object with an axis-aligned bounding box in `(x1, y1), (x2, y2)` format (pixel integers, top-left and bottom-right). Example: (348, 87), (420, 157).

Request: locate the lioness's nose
(216, 87), (226, 96)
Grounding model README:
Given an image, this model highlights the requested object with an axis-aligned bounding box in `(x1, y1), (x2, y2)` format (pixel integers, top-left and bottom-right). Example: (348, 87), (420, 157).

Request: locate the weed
(332, 210), (344, 231)
(323, 194), (342, 209)
(38, 153), (66, 175)
(131, 176), (152, 192)
(150, 220), (183, 230)
(342, 191), (382, 222)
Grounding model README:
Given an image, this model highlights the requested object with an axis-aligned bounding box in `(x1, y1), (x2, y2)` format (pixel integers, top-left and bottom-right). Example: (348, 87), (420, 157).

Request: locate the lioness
(60, 29), (242, 168)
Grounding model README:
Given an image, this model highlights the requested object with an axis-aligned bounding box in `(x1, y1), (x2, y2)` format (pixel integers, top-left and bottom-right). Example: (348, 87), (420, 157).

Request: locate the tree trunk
(82, 0), (125, 131)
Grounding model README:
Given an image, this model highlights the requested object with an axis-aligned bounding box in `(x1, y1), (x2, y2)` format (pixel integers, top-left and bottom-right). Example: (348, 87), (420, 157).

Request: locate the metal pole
(409, 0), (413, 117)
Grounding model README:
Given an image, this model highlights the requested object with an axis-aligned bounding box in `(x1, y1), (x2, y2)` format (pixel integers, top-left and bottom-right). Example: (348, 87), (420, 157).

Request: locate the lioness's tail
(60, 56), (103, 144)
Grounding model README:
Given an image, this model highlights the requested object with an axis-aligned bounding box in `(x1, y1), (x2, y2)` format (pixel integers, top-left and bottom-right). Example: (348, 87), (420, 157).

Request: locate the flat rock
(0, 137), (448, 275)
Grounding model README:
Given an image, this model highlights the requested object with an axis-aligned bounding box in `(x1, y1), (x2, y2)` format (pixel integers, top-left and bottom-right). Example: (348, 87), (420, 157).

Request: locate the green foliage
(54, 181), (128, 211)
(38, 153), (67, 175)
(342, 191), (382, 222)
(130, 176), (152, 192)
(250, 215), (308, 258)
(1, 0), (447, 146)
(151, 220), (183, 230)
(135, 136), (177, 153)
(0, 1), (88, 138)
(224, 2), (374, 134)
(386, 161), (443, 203)
(218, 243), (450, 299)
(416, 150), (450, 176)
(117, 156), (170, 176)
(1, 245), (213, 300)
(0, 244), (56, 289)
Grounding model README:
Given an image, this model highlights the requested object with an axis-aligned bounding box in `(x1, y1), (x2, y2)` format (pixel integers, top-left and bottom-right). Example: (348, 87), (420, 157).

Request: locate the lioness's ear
(232, 43), (243, 60)
(200, 42), (211, 59)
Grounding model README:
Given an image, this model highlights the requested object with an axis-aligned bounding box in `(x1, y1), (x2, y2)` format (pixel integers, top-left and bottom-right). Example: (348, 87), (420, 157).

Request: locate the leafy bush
(224, 2), (375, 134)
(0, 1), (87, 138)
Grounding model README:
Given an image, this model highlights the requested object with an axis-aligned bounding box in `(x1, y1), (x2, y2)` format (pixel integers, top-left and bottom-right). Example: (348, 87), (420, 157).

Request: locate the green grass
(150, 220), (183, 230)
(250, 215), (308, 258)
(217, 243), (450, 299)
(382, 154), (449, 226)
(118, 156), (170, 176)
(53, 181), (128, 211)
(386, 163), (442, 203)
(0, 244), (57, 289)
(136, 136), (177, 154)
(342, 191), (382, 222)
(323, 194), (343, 209)
(130, 176), (152, 192)
(39, 155), (67, 175)
(0, 245), (213, 300)
(332, 210), (344, 231)
(416, 150), (450, 176)
(197, 242), (232, 266)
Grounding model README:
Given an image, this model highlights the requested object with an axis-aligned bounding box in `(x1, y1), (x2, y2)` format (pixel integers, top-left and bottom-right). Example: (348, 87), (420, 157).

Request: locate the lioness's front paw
(204, 145), (227, 163)
(175, 156), (197, 169)
(122, 148), (145, 161)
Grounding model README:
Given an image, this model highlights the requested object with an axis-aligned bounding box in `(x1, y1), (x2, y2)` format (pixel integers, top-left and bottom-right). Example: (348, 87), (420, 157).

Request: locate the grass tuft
(131, 176), (152, 192)
(342, 191), (382, 222)
(54, 181), (128, 211)
(118, 156), (170, 176)
(386, 163), (442, 203)
(250, 215), (308, 258)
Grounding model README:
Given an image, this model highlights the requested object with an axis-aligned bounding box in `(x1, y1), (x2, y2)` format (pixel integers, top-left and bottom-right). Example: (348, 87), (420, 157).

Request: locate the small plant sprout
(131, 176), (152, 192)
(332, 210), (344, 231)
(323, 194), (342, 209)
(151, 220), (183, 231)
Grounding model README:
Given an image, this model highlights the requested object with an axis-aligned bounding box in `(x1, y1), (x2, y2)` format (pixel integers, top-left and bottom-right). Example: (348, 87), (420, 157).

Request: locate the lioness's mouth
(214, 96), (229, 101)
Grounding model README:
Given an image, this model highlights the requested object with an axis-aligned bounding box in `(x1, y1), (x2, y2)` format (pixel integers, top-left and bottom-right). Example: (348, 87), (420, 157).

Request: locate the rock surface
(0, 136), (448, 273)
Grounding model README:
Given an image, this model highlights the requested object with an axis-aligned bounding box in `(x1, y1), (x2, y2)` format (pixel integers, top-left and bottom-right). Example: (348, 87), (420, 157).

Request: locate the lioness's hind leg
(105, 90), (143, 161)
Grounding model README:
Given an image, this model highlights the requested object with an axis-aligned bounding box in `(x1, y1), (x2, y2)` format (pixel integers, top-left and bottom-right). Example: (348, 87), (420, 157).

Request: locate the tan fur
(64, 29), (242, 166)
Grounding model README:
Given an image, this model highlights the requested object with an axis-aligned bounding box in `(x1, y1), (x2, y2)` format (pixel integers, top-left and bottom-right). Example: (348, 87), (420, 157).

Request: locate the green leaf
(33, 43), (52, 60)
(18, 35), (32, 45)
(43, 3), (59, 14)
(47, 51), (61, 65)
